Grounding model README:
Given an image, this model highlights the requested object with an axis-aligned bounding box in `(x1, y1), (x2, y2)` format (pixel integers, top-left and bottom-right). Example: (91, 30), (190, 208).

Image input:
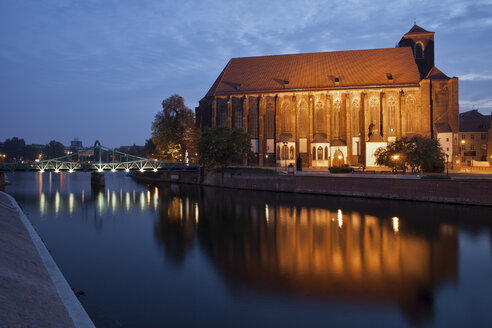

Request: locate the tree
(151, 94), (199, 162)
(3, 137), (27, 162)
(197, 126), (252, 168)
(374, 136), (445, 173)
(43, 140), (65, 159)
(144, 138), (156, 159)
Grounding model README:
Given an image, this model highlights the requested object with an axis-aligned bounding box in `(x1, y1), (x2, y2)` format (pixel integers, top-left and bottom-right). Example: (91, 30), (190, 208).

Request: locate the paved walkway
(0, 192), (94, 327)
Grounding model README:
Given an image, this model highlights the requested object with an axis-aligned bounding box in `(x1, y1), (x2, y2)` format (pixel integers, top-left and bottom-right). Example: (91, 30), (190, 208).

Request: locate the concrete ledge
(132, 171), (492, 206)
(0, 191), (95, 328)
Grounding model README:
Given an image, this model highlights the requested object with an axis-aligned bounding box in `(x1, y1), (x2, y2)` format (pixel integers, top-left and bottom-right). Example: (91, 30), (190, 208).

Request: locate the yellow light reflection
(194, 203), (199, 223)
(111, 191), (117, 213)
(125, 192), (130, 212)
(337, 209), (343, 228)
(392, 217), (399, 233)
(81, 190), (85, 206)
(265, 204), (269, 223)
(40, 192), (46, 215)
(68, 193), (74, 214)
(140, 191), (145, 212)
(147, 190), (151, 208)
(55, 191), (60, 216)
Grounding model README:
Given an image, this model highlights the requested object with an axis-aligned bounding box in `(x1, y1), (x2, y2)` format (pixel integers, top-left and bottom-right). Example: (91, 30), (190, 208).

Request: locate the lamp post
(445, 153), (449, 176)
(392, 154), (399, 174)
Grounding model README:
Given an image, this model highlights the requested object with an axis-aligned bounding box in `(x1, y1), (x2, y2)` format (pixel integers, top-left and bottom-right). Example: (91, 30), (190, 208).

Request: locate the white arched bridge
(0, 141), (197, 173)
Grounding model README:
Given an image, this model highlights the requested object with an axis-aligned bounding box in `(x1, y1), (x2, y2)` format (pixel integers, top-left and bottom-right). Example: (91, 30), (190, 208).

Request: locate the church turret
(398, 24), (435, 79)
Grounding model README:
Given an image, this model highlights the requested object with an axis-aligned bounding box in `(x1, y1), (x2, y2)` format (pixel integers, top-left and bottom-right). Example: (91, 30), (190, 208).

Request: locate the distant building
(458, 110), (492, 166)
(70, 138), (83, 150)
(196, 25), (459, 168)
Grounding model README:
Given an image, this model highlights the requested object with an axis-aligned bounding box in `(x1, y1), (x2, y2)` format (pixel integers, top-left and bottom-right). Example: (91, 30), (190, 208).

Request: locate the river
(4, 172), (492, 327)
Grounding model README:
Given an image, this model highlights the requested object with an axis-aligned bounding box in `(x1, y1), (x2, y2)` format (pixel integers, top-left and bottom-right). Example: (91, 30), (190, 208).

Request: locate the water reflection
(6, 172), (492, 327)
(149, 185), (484, 323)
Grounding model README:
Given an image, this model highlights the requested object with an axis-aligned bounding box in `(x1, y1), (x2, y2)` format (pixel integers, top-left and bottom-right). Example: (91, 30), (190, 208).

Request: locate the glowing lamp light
(140, 168), (144, 172)
(392, 154), (400, 160)
(111, 169), (116, 173)
(461, 140), (465, 144)
(338, 155), (342, 159)
(54, 169), (60, 173)
(97, 168), (103, 173)
(40, 169), (45, 173)
(125, 168), (130, 172)
(69, 169), (74, 173)
(153, 168), (157, 172)
(392, 216), (399, 233)
(337, 209), (343, 228)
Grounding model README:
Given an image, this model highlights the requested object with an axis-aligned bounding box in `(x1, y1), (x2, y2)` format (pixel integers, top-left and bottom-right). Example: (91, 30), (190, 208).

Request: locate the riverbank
(132, 170), (492, 206)
(0, 191), (95, 327)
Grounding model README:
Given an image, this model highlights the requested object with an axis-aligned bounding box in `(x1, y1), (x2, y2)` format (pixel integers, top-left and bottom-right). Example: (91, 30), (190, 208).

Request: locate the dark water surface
(4, 172), (492, 327)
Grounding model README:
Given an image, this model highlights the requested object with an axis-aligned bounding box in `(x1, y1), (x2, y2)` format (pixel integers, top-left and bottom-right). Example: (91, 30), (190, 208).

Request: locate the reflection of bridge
(0, 141), (197, 173)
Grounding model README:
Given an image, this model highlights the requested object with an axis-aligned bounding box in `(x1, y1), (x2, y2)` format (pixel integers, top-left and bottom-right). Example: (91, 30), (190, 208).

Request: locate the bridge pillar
(0, 172), (5, 191)
(91, 172), (105, 188)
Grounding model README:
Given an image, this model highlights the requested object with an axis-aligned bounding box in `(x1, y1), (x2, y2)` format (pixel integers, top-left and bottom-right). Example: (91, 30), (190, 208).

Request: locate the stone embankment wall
(133, 171), (492, 206)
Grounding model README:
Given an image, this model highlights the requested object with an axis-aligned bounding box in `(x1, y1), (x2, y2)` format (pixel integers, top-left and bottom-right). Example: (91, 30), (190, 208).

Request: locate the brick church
(195, 25), (459, 168)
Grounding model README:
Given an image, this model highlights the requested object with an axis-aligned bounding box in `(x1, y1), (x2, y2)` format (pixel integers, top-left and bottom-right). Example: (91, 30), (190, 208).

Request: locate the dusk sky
(1, 0), (491, 147)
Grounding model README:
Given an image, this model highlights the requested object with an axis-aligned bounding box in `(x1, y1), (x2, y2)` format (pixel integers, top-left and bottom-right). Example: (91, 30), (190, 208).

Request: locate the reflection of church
(195, 25), (459, 167)
(154, 186), (459, 322)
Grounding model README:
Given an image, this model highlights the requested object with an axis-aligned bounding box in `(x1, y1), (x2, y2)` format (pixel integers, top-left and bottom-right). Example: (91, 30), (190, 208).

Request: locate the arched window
(406, 96), (416, 132)
(415, 42), (424, 59)
(217, 100), (227, 126)
(317, 146), (323, 160)
(265, 102), (275, 139)
(298, 101), (308, 138)
(289, 146), (294, 159)
(324, 146), (328, 159)
(334, 98), (341, 138)
(352, 99), (360, 136)
(281, 102), (291, 132)
(248, 97), (258, 136)
(233, 104), (242, 128)
(388, 97), (396, 133)
(312, 147), (316, 160)
(315, 101), (325, 133)
(369, 97), (379, 126)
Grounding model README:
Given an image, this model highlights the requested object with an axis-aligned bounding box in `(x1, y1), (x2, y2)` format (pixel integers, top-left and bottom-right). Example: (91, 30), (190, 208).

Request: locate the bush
(329, 164), (353, 173)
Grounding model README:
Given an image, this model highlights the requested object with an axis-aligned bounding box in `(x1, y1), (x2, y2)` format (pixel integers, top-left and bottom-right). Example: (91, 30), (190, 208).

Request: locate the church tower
(398, 24), (435, 79)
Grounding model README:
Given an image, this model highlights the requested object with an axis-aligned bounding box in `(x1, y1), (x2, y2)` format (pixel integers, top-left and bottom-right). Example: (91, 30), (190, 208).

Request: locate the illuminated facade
(196, 25), (459, 167)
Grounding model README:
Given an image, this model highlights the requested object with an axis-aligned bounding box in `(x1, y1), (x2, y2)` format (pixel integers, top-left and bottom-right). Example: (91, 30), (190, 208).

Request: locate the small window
(471, 134), (475, 140)
(446, 147), (449, 151)
(481, 144), (487, 150)
(446, 138), (449, 142)
(461, 146), (466, 150)
(482, 134), (487, 140)
(317, 146), (323, 161)
(471, 145), (475, 150)
(461, 135), (465, 140)
(461, 157), (465, 163)
(289, 146), (294, 159)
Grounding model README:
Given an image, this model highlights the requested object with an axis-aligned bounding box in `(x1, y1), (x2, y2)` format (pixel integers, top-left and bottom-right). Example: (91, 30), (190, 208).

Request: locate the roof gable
(459, 110), (491, 132)
(405, 24), (434, 35)
(425, 66), (450, 80)
(206, 47), (421, 97)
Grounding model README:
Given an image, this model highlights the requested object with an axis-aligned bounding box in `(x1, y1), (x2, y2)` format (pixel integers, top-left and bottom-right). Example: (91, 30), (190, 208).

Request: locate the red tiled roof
(206, 47), (421, 97)
(425, 66), (450, 80)
(405, 24), (434, 35)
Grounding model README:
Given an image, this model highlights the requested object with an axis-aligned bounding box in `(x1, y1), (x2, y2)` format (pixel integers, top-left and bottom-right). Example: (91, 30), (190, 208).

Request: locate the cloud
(460, 98), (492, 113)
(460, 73), (492, 81)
